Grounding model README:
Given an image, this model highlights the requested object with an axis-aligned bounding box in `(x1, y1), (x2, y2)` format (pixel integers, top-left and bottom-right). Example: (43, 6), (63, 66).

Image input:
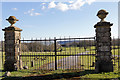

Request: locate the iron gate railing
(1, 37), (120, 71)
(19, 37), (96, 71)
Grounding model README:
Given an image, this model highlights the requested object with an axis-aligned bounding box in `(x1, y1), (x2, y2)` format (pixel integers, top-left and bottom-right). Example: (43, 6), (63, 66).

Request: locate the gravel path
(40, 51), (90, 70)
(40, 51), (120, 70)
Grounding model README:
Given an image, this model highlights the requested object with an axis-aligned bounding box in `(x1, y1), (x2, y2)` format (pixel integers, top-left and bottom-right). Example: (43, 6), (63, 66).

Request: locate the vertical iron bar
(88, 39), (90, 70)
(94, 37), (96, 70)
(45, 38), (46, 70)
(19, 39), (21, 69)
(40, 38), (42, 71)
(75, 38), (77, 70)
(50, 38), (51, 70)
(38, 40), (39, 70)
(69, 36), (71, 69)
(48, 38), (50, 70)
(50, 37), (52, 70)
(81, 39), (83, 69)
(54, 37), (57, 70)
(62, 38), (64, 70)
(2, 41), (3, 67)
(58, 37), (63, 67)
(34, 38), (39, 70)
(84, 39), (86, 69)
(73, 38), (75, 70)
(23, 38), (25, 68)
(87, 39), (89, 69)
(118, 37), (120, 72)
(65, 38), (66, 70)
(52, 39), (53, 70)
(31, 38), (33, 70)
(29, 40), (31, 69)
(22, 38), (23, 68)
(113, 37), (115, 65)
(63, 37), (65, 70)
(89, 39), (91, 70)
(117, 37), (119, 71)
(79, 38), (81, 70)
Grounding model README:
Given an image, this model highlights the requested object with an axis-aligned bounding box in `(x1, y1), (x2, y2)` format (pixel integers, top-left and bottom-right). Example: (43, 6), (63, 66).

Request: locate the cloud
(42, 3), (46, 5)
(86, 0), (96, 5)
(69, 0), (85, 10)
(47, 0), (96, 11)
(48, 1), (56, 8)
(68, 1), (74, 3)
(34, 13), (41, 16)
(24, 9), (41, 16)
(56, 2), (69, 11)
(41, 2), (46, 10)
(12, 8), (18, 11)
(42, 5), (46, 10)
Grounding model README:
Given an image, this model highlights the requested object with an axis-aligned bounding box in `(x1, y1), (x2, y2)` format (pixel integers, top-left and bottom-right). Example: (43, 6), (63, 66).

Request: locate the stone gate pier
(94, 9), (113, 72)
(2, 16), (22, 71)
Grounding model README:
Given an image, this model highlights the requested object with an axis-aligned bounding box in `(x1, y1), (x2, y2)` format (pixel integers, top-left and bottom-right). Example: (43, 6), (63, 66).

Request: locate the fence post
(1, 41), (4, 67)
(94, 9), (113, 72)
(118, 37), (120, 73)
(2, 16), (22, 71)
(54, 37), (57, 70)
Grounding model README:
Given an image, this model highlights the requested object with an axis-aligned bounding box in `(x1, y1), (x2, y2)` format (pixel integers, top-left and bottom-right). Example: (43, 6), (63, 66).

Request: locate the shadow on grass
(1, 70), (98, 80)
(1, 70), (120, 80)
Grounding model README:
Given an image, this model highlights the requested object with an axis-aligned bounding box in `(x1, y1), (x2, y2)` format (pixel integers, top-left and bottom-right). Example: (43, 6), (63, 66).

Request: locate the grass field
(20, 46), (96, 70)
(0, 46), (120, 79)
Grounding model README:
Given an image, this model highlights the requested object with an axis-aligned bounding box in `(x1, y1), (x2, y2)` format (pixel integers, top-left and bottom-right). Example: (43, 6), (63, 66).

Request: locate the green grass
(1, 69), (119, 79)
(80, 72), (119, 78)
(20, 46), (96, 70)
(1, 46), (120, 79)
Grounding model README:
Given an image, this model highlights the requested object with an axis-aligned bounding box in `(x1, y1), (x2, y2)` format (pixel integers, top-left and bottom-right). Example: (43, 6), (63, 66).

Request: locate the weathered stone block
(97, 46), (111, 51)
(97, 61), (113, 72)
(94, 22), (113, 28)
(96, 38), (111, 43)
(97, 42), (111, 46)
(96, 32), (111, 37)
(95, 28), (111, 33)
(4, 56), (15, 71)
(97, 52), (112, 56)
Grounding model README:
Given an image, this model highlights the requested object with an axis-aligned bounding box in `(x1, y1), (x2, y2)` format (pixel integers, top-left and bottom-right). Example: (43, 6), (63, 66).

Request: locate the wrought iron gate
(20, 37), (96, 71)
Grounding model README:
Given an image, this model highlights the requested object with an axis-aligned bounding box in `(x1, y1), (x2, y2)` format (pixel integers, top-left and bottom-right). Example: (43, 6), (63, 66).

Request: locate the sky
(0, 0), (119, 40)
(118, 2), (120, 37)
(0, 0), (119, 2)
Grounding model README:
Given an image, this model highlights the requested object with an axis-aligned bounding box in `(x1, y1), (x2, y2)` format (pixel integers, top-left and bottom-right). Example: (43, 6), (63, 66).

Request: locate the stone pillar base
(2, 26), (22, 71)
(95, 61), (113, 72)
(4, 61), (17, 71)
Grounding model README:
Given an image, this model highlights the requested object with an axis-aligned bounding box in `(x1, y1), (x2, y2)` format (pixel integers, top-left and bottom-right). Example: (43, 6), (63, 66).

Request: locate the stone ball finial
(97, 9), (108, 22)
(6, 16), (19, 26)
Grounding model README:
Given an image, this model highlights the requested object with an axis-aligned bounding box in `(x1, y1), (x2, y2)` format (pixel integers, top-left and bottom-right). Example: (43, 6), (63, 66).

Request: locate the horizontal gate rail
(56, 37), (95, 40)
(20, 37), (95, 41)
(20, 54), (96, 57)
